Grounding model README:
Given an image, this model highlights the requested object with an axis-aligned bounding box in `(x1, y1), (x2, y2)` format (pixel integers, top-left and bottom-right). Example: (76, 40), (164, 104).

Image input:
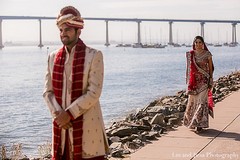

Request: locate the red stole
(187, 50), (198, 92)
(52, 39), (86, 160)
(208, 90), (214, 118)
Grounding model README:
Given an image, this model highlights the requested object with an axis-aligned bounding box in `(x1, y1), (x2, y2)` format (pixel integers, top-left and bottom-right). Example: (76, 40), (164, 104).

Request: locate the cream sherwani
(43, 46), (109, 158)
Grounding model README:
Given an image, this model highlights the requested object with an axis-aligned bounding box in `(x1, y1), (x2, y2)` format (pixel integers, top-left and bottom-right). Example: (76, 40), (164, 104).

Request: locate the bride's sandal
(195, 127), (203, 133)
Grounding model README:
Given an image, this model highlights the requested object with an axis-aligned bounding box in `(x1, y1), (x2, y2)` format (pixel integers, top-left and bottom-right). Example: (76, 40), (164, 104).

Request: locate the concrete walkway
(111, 90), (240, 160)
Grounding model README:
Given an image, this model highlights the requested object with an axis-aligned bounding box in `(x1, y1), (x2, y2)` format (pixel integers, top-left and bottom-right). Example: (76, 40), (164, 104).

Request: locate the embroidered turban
(56, 6), (84, 29)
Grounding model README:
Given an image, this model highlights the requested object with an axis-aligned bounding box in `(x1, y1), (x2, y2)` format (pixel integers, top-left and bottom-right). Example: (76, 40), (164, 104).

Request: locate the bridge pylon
(0, 19), (3, 49)
(105, 20), (110, 47)
(38, 19), (44, 48)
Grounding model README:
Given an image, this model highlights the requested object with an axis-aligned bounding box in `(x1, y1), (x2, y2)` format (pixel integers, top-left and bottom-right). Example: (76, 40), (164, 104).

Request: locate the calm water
(0, 44), (239, 156)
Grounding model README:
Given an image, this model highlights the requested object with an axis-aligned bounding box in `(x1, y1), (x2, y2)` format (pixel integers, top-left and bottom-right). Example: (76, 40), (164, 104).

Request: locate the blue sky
(0, 0), (240, 44)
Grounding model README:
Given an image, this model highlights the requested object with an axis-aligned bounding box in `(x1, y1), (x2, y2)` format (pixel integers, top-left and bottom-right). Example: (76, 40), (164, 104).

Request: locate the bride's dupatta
(208, 90), (214, 118)
(186, 49), (214, 118)
(186, 50), (198, 93)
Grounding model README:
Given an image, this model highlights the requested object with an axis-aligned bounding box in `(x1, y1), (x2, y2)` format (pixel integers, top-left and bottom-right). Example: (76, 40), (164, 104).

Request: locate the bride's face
(194, 39), (204, 50)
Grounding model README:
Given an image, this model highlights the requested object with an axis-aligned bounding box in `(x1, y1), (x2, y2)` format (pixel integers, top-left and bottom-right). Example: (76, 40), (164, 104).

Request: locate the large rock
(109, 142), (125, 158)
(168, 117), (181, 126)
(111, 126), (138, 137)
(147, 105), (171, 116)
(150, 113), (165, 126)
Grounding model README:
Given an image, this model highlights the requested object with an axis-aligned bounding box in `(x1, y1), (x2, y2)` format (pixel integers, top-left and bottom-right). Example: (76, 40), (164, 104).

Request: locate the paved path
(111, 90), (240, 160)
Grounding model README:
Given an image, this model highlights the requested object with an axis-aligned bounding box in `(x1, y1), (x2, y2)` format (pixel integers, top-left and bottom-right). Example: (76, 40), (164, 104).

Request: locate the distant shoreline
(2, 40), (114, 47)
(2, 41), (239, 48)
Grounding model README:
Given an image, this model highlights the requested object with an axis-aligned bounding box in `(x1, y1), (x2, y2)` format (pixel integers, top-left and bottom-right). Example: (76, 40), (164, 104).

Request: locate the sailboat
(116, 30), (132, 47)
(213, 43), (222, 47)
(214, 28), (222, 47)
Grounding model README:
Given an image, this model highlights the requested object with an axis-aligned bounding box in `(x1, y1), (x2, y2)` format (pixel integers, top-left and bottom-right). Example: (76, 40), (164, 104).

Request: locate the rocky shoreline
(1, 71), (240, 160)
(107, 71), (240, 158)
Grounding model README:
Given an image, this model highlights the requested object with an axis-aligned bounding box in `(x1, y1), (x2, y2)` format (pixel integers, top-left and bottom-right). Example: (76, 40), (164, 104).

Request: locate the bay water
(0, 44), (239, 157)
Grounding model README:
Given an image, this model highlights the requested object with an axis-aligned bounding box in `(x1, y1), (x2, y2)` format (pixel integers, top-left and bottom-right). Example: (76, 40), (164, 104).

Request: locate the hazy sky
(0, 0), (240, 44)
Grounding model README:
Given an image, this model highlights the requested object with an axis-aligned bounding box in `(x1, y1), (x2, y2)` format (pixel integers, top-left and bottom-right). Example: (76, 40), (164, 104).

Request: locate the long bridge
(0, 16), (239, 48)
